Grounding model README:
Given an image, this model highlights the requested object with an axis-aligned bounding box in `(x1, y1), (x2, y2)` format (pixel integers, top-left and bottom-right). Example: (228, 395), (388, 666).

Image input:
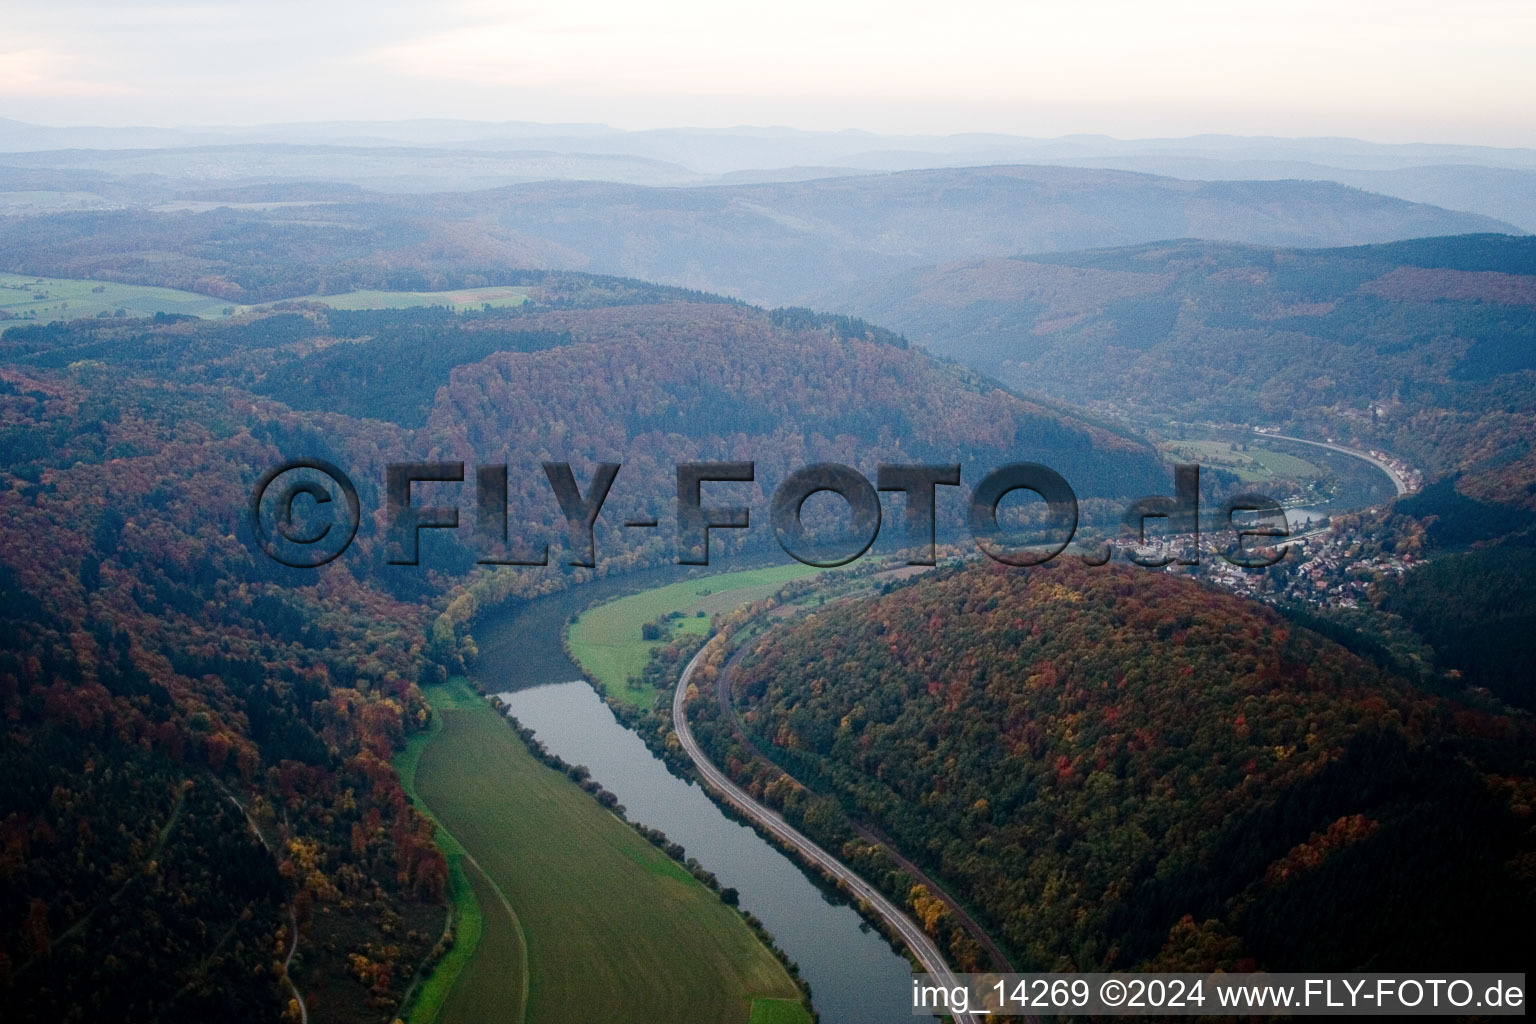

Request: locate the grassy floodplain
(566, 564), (821, 707)
(398, 676), (805, 1024)
(394, 681), (525, 1024)
(0, 273), (241, 320)
(747, 997), (819, 1024)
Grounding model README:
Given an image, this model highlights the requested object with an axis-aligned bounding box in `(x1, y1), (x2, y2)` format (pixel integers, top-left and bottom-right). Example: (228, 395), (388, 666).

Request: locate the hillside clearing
(0, 273), (240, 320)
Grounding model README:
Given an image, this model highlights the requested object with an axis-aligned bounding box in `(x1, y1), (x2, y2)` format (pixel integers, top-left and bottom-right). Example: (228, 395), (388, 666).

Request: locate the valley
(3, 122), (1534, 1024)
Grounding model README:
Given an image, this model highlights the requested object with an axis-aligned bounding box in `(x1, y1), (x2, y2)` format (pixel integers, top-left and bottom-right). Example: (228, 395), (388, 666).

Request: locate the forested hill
(0, 287), (1164, 1020)
(421, 299), (1165, 541)
(1, 294), (1167, 558)
(829, 233), (1536, 509)
(728, 561), (1534, 972)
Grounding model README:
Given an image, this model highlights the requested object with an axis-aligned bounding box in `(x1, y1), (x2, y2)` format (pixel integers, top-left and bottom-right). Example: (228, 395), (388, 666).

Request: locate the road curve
(1255, 430), (1410, 496)
(673, 645), (981, 1024)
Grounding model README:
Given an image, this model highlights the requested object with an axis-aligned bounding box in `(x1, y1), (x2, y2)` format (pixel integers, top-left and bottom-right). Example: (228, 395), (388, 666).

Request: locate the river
(1249, 433), (1405, 527)
(471, 565), (915, 1024)
(463, 436), (1403, 1023)
(1223, 433), (1401, 529)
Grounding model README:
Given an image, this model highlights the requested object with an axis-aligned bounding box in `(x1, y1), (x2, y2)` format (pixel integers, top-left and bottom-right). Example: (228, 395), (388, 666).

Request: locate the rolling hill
(0, 166), (1516, 308)
(827, 233), (1536, 509)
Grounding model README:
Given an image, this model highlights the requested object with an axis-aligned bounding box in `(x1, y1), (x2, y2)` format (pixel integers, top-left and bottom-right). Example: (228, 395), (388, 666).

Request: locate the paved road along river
(672, 645), (983, 1024)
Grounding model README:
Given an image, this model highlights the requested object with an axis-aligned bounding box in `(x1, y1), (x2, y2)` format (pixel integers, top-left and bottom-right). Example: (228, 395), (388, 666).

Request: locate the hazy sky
(2, 0), (1533, 145)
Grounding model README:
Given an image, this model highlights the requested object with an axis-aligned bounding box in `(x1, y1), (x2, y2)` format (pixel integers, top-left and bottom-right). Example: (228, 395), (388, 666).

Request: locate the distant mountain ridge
(0, 142), (710, 192)
(431, 167), (1517, 304)
(4, 119), (1534, 228)
(0, 165), (1515, 308)
(4, 118), (1535, 171)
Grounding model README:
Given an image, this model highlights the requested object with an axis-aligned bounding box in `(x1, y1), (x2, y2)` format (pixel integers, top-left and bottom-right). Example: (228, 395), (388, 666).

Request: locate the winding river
(471, 565), (915, 1024)
(1240, 433), (1403, 528)
(464, 438), (1405, 1023)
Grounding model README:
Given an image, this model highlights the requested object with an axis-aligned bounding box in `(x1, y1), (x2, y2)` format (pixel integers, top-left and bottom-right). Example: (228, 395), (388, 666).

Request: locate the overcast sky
(2, 0), (1532, 145)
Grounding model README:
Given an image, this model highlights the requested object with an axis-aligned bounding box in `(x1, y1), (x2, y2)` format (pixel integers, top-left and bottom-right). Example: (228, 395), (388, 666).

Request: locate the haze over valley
(3, 4), (1534, 1021)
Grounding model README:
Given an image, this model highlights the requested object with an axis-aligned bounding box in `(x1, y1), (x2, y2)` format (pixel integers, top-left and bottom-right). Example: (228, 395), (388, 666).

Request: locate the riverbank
(476, 565), (917, 1023)
(1254, 430), (1416, 497)
(398, 675), (807, 1024)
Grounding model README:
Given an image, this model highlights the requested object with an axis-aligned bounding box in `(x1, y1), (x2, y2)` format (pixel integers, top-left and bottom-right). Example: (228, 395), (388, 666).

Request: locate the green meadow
(285, 285), (531, 311)
(398, 677), (804, 1024)
(749, 998), (817, 1024)
(0, 275), (531, 324)
(566, 564), (822, 707)
(395, 681), (526, 1024)
(0, 273), (240, 320)
(1160, 438), (1324, 484)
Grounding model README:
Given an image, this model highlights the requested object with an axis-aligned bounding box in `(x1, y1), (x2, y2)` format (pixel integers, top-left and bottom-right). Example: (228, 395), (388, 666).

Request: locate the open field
(281, 285), (531, 311)
(0, 275), (532, 322)
(437, 859), (524, 1024)
(1159, 438), (1324, 483)
(567, 564), (821, 707)
(405, 677), (803, 1024)
(748, 997), (815, 1024)
(402, 856), (484, 1024)
(395, 681), (524, 1024)
(0, 273), (240, 320)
